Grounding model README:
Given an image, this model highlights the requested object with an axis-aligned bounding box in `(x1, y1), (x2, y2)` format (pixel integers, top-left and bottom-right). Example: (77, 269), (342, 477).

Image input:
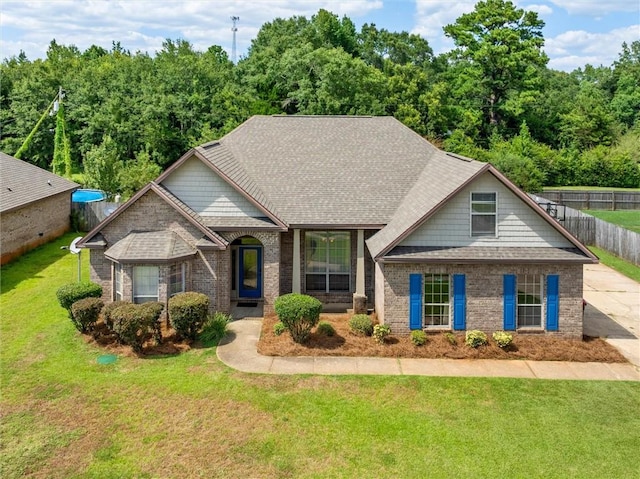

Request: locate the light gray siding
(400, 173), (573, 248)
(162, 157), (263, 217)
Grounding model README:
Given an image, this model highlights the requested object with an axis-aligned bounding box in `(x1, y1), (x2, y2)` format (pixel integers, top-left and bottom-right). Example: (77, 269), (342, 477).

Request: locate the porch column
(292, 229), (301, 294)
(353, 229), (367, 313)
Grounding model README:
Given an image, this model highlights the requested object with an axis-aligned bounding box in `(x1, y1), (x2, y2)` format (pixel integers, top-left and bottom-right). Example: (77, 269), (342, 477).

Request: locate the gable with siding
(400, 172), (573, 248)
(161, 156), (263, 218)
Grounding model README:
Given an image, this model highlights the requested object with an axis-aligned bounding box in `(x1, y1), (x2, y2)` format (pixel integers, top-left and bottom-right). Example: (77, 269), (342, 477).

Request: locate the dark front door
(238, 246), (262, 298)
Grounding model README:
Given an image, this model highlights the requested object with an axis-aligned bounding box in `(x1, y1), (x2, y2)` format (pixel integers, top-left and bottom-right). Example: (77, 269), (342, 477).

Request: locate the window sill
(516, 328), (545, 334)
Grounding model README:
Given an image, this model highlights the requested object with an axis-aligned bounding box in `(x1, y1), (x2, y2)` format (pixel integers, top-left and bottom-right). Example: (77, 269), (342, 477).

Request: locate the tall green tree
(443, 0), (548, 138)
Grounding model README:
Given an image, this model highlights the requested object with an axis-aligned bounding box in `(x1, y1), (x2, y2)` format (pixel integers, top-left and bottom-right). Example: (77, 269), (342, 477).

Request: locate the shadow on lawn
(0, 233), (80, 294)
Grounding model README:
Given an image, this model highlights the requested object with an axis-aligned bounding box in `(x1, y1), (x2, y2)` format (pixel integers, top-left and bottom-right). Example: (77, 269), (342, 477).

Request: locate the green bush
(444, 332), (457, 345)
(273, 321), (286, 336)
(56, 282), (103, 313)
(349, 314), (374, 336)
(410, 330), (427, 346)
(70, 297), (104, 333)
(102, 300), (130, 329)
(110, 304), (151, 352)
(317, 321), (335, 337)
(492, 331), (514, 349)
(199, 312), (232, 345)
(465, 330), (488, 348)
(141, 301), (164, 344)
(373, 324), (391, 344)
(169, 292), (210, 340)
(274, 293), (322, 344)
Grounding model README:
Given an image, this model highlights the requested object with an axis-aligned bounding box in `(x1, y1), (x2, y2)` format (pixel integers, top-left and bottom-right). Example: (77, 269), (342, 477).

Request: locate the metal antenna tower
(231, 16), (239, 63)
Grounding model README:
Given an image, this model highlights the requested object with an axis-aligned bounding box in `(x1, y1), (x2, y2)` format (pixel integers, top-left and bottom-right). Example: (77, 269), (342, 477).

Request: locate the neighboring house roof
(105, 230), (197, 263)
(0, 151), (78, 213)
(78, 182), (228, 249)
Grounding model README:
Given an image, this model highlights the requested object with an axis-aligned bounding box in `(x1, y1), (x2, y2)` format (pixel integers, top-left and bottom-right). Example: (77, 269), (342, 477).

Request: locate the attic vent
(445, 152), (473, 162)
(201, 141), (220, 150)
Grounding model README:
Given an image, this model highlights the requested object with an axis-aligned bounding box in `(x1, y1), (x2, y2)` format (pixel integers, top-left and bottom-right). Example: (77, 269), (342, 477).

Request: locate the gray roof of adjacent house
(0, 152), (79, 213)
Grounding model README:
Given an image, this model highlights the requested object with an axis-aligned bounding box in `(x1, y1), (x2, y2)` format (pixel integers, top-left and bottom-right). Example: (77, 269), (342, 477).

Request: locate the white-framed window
(305, 231), (350, 292)
(471, 192), (497, 237)
(424, 273), (450, 327)
(169, 263), (186, 297)
(133, 266), (159, 304)
(517, 274), (542, 328)
(114, 263), (123, 301)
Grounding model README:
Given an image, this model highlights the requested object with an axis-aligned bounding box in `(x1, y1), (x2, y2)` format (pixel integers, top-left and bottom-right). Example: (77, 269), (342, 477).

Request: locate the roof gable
(77, 182), (227, 249)
(1, 152), (78, 213)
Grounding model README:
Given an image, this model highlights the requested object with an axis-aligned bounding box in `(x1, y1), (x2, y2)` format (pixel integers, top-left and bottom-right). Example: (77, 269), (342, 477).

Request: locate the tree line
(1, 0), (638, 196)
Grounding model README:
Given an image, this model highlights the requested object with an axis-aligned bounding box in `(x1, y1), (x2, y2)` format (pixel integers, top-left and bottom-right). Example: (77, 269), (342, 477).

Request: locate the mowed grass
(589, 246), (640, 283)
(584, 209), (640, 233)
(2, 234), (640, 478)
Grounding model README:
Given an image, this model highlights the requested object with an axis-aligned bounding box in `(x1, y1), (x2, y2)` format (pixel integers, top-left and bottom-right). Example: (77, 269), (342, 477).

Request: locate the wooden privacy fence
(541, 190), (640, 210)
(71, 201), (120, 232)
(559, 206), (639, 266)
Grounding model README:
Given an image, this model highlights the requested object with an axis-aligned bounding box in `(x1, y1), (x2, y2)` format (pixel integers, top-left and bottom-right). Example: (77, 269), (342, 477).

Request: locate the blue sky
(1, 0), (638, 71)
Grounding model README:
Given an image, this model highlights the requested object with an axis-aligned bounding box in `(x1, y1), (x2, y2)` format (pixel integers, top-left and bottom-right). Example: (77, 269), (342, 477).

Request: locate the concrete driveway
(583, 263), (640, 367)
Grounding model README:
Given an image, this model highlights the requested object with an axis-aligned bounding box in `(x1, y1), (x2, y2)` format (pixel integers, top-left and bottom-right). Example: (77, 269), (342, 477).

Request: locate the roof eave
(379, 256), (597, 265)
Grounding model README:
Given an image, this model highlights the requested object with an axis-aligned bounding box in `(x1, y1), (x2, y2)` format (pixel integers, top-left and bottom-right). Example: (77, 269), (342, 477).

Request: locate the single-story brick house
(1, 152), (79, 265)
(78, 116), (597, 338)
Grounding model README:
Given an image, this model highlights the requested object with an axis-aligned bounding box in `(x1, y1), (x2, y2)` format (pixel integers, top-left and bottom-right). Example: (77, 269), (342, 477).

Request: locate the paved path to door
(218, 264), (639, 381)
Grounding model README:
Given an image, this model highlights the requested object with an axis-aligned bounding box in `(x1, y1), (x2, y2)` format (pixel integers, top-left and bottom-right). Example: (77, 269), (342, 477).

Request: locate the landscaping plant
(56, 281), (102, 315)
(348, 314), (374, 336)
(273, 321), (286, 336)
(70, 297), (103, 333)
(492, 331), (514, 349)
(465, 330), (488, 348)
(199, 312), (232, 345)
(410, 330), (427, 346)
(168, 292), (210, 340)
(373, 324), (391, 344)
(317, 321), (336, 337)
(274, 293), (322, 344)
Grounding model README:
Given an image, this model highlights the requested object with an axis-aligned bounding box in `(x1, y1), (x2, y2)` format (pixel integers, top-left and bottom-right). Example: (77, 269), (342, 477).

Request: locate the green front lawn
(584, 209), (640, 233)
(590, 246), (640, 282)
(2, 234), (639, 478)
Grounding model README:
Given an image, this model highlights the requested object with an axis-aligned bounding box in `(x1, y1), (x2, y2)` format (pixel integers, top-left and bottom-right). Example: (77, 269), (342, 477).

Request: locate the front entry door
(238, 246), (262, 298)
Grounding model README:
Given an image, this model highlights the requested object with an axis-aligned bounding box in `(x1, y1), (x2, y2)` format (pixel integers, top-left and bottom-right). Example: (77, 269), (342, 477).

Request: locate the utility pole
(231, 16), (239, 64)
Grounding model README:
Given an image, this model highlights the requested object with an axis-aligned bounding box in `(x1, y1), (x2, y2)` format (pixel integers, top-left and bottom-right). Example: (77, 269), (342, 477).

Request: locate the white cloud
(548, 0), (640, 16)
(0, 0), (383, 60)
(525, 4), (553, 16)
(412, 0), (476, 52)
(546, 24), (640, 70)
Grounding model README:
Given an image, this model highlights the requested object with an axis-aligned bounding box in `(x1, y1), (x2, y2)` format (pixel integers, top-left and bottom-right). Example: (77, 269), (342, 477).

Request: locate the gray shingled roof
(212, 115), (452, 226)
(382, 246), (594, 264)
(105, 230), (197, 263)
(0, 152), (79, 213)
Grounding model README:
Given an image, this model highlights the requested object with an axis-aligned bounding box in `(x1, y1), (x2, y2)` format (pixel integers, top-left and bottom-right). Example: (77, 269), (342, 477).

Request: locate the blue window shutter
(452, 274), (466, 330)
(546, 275), (559, 331)
(409, 274), (423, 330)
(503, 274), (516, 331)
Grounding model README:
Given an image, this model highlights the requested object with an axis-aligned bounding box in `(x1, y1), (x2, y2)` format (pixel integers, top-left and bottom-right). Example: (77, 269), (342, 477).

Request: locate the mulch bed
(258, 314), (628, 363)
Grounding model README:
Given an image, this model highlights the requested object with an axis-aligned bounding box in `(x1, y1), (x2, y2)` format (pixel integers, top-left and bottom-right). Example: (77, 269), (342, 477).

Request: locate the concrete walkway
(218, 263), (640, 381)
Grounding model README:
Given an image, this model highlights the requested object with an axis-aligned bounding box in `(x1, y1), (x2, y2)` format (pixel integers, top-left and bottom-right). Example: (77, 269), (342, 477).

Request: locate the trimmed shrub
(465, 330), (488, 348)
(274, 293), (322, 344)
(444, 332), (457, 345)
(169, 292), (210, 340)
(110, 304), (151, 352)
(141, 301), (164, 344)
(70, 297), (104, 333)
(410, 330), (427, 346)
(199, 312), (232, 345)
(273, 321), (286, 336)
(373, 324), (391, 344)
(102, 301), (130, 329)
(349, 314), (374, 336)
(317, 321), (335, 337)
(493, 331), (514, 349)
(56, 282), (102, 313)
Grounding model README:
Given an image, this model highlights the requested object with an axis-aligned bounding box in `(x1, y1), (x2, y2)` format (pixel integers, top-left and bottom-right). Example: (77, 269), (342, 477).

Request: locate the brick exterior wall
(1, 192), (72, 265)
(279, 229), (377, 308)
(380, 262), (584, 339)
